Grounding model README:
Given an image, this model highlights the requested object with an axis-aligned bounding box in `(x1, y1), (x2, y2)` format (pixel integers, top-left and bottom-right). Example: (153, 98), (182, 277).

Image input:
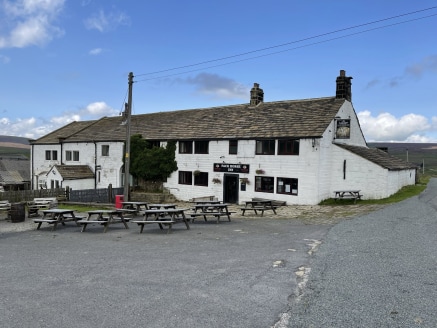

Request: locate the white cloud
(0, 0), (65, 48)
(84, 9), (130, 33)
(358, 110), (437, 142)
(0, 101), (118, 139)
(89, 48), (102, 55)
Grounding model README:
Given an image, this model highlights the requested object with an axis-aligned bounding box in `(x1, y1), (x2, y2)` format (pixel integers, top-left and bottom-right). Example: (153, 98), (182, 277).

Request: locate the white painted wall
(329, 144), (416, 200)
(165, 138), (324, 205)
(31, 141), (125, 190)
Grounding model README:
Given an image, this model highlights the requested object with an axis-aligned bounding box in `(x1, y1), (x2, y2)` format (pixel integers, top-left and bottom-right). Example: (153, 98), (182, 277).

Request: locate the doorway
(223, 174), (239, 204)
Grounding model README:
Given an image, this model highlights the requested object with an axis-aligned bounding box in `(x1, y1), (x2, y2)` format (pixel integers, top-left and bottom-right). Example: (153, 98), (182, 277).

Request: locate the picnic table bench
(132, 208), (190, 234)
(79, 210), (130, 233)
(27, 197), (58, 217)
(189, 203), (234, 223)
(0, 200), (11, 219)
(33, 209), (84, 231)
(240, 200), (277, 216)
(333, 190), (363, 203)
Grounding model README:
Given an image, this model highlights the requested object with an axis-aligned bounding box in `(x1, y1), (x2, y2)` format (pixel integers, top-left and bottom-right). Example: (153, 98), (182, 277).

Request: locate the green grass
(320, 176), (430, 206)
(57, 204), (113, 212)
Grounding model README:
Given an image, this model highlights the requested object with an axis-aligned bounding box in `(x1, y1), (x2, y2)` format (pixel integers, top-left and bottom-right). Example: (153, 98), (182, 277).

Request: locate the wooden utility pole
(124, 72), (134, 201)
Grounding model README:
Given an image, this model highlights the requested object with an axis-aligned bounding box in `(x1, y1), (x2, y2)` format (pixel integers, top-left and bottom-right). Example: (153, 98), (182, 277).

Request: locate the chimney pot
(250, 83), (264, 106)
(336, 70), (352, 101)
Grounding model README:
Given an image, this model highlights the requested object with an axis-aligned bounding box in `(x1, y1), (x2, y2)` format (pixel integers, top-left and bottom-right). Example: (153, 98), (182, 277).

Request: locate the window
(38, 179), (46, 189)
(102, 145), (109, 156)
(277, 177), (298, 195)
(229, 140), (238, 154)
(179, 141), (193, 154)
(278, 139), (300, 155)
(45, 150), (57, 160)
(66, 151), (72, 161)
(194, 172), (208, 186)
(147, 140), (160, 148)
(73, 151), (79, 161)
(194, 141), (209, 154)
(66, 150), (79, 161)
(256, 140), (275, 155)
(255, 176), (274, 193)
(178, 171), (192, 185)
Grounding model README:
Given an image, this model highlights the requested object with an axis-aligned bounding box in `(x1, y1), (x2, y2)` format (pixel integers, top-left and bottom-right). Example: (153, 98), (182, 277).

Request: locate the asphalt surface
(287, 179), (437, 327)
(0, 210), (330, 328)
(1, 180), (436, 328)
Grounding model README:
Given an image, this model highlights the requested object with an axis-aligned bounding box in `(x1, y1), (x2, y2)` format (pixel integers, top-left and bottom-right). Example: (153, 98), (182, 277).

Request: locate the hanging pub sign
(213, 163), (250, 173)
(335, 119), (351, 139)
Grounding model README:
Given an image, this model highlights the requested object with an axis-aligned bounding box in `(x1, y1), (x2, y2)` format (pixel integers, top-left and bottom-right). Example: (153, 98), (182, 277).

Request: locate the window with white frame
(102, 145), (109, 156)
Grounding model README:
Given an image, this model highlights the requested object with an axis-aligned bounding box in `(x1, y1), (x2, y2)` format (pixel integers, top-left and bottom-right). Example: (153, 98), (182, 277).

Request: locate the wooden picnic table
(192, 200), (222, 205)
(147, 204), (177, 210)
(333, 190), (362, 203)
(33, 209), (83, 231)
(190, 203), (233, 223)
(132, 208), (190, 234)
(121, 201), (149, 215)
(240, 200), (277, 216)
(79, 209), (130, 233)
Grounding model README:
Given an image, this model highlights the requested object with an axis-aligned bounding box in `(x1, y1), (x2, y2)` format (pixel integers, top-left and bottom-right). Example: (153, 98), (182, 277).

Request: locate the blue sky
(1, 0), (436, 142)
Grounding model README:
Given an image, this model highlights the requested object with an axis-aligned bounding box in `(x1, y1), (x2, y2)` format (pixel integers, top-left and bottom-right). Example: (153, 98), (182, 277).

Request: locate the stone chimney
(250, 83), (264, 106)
(335, 70), (353, 101)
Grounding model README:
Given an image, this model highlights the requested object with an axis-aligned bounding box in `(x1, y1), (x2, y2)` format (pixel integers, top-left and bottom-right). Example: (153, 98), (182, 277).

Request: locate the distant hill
(0, 135), (31, 157)
(368, 142), (437, 176)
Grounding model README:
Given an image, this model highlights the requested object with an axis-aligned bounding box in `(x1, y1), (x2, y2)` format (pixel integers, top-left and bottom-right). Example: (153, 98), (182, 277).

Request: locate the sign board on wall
(213, 163), (250, 173)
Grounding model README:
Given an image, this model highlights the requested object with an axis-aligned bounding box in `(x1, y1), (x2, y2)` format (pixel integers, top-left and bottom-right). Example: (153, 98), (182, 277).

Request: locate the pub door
(223, 174), (239, 204)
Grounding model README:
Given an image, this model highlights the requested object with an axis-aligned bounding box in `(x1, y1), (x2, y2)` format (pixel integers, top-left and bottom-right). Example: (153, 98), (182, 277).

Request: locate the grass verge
(320, 176), (430, 206)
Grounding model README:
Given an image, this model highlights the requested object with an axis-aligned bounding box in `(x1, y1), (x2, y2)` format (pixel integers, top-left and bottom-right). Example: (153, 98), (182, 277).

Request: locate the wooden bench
(27, 197), (58, 217)
(131, 219), (176, 233)
(240, 200), (277, 216)
(0, 200), (11, 218)
(188, 211), (234, 223)
(333, 190), (362, 204)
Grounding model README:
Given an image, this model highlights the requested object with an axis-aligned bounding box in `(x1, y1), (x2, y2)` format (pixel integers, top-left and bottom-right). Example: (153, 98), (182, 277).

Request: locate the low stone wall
(130, 192), (177, 203)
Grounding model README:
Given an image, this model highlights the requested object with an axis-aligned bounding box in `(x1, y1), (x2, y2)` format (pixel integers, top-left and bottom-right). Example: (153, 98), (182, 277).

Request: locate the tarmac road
(1, 179), (436, 328)
(0, 210), (330, 328)
(286, 179), (437, 327)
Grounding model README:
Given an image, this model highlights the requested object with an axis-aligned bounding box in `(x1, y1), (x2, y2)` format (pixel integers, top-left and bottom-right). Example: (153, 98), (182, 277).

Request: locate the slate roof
(33, 97), (346, 143)
(32, 120), (98, 144)
(53, 165), (94, 180)
(0, 155), (30, 185)
(335, 143), (416, 170)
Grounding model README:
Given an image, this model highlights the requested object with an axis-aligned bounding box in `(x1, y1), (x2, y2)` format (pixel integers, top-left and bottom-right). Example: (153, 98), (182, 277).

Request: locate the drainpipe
(94, 141), (97, 189)
(31, 143), (34, 189)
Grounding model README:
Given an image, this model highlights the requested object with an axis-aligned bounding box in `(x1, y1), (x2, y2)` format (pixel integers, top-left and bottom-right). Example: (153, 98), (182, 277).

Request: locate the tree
(129, 134), (178, 181)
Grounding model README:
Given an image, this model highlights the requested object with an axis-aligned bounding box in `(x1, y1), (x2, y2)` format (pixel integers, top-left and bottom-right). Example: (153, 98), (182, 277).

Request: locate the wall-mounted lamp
(312, 138), (316, 148)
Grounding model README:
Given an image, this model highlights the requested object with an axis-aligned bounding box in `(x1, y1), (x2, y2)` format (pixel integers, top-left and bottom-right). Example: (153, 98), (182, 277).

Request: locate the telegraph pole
(124, 72), (134, 201)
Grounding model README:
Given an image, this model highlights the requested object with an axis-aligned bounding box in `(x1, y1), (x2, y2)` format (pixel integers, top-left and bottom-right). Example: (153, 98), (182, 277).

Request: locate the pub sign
(213, 163), (250, 173)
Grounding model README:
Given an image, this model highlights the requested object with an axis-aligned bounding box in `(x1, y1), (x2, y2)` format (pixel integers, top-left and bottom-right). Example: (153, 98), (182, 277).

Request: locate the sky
(0, 0), (436, 142)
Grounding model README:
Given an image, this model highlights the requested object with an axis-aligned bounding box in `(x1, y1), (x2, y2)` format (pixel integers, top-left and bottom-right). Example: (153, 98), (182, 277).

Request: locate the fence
(0, 186), (124, 204)
(0, 188), (65, 203)
(68, 186), (124, 203)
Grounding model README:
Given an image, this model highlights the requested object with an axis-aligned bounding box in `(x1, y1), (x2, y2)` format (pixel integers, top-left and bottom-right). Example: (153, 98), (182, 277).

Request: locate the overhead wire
(133, 6), (437, 83)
